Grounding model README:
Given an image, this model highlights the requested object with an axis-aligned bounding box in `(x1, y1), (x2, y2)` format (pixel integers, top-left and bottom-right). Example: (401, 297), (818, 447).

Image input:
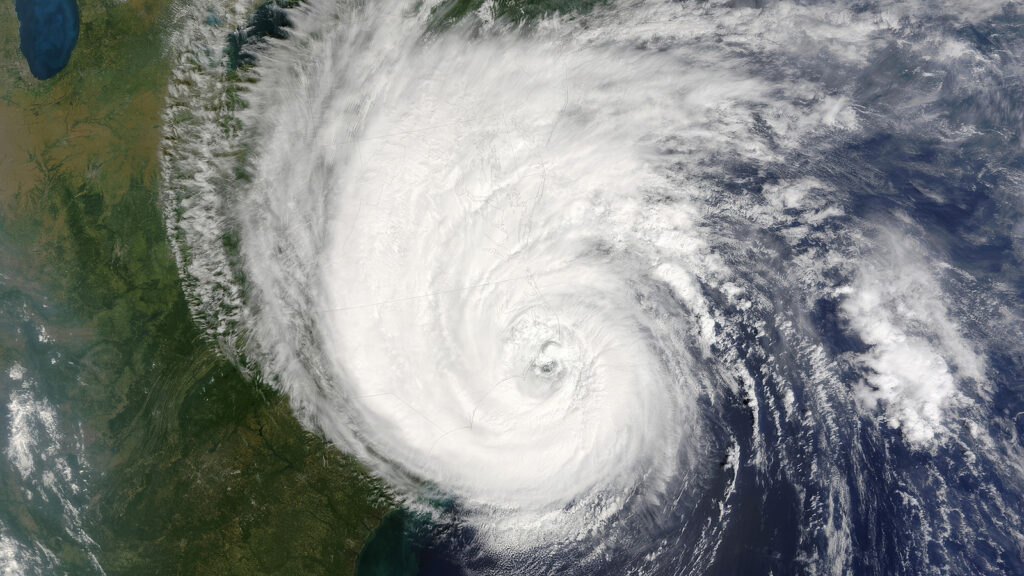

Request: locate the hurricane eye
(533, 340), (564, 378)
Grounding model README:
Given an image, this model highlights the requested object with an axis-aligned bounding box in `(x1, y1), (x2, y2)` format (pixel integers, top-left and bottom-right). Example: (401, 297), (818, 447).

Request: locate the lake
(15, 0), (79, 79)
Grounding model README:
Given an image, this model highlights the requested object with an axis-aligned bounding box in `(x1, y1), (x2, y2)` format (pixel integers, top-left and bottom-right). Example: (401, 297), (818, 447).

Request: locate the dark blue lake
(14, 0), (79, 80)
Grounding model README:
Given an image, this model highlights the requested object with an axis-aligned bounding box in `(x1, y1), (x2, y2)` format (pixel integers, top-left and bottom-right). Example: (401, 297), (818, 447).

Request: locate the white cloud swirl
(160, 0), (1024, 571)
(237, 1), (721, 548)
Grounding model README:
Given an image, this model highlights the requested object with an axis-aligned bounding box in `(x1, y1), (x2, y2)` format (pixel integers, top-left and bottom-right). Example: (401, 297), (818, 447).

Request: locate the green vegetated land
(0, 0), (391, 573)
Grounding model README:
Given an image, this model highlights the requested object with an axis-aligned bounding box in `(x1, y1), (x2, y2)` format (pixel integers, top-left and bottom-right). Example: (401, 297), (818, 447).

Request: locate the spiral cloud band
(162, 0), (1024, 573)
(247, 5), (713, 547)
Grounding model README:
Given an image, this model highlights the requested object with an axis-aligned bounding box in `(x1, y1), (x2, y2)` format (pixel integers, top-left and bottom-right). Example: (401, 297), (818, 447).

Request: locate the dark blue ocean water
(14, 0), (79, 79)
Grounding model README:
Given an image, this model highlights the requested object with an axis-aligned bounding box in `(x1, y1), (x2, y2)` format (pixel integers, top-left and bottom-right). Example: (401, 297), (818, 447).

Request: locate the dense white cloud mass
(162, 0), (1024, 573)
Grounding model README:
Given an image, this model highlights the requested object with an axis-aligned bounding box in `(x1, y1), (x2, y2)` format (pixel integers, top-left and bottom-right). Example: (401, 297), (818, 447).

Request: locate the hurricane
(161, 0), (1024, 573)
